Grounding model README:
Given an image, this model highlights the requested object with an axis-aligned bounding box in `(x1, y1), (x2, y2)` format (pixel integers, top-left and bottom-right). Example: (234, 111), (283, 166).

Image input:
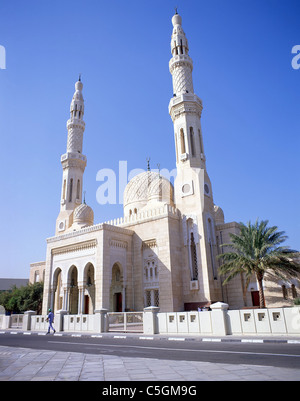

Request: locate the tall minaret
(55, 77), (87, 235)
(169, 11), (222, 304)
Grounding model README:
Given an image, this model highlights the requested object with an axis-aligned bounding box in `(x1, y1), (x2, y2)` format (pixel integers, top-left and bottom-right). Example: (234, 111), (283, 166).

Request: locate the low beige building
(30, 12), (299, 316)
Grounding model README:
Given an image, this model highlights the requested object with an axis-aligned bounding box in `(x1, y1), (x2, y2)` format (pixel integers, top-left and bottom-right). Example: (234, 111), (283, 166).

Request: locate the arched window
(292, 284), (297, 298)
(207, 217), (217, 279)
(282, 285), (288, 300)
(76, 179), (80, 200)
(63, 179), (66, 200)
(190, 127), (195, 157)
(198, 129), (204, 154)
(190, 233), (198, 280)
(180, 128), (186, 154)
(175, 133), (179, 163)
(69, 178), (73, 202)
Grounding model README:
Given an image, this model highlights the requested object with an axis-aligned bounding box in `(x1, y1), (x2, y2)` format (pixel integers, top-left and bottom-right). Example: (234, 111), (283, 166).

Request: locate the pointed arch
(110, 262), (124, 312)
(68, 265), (78, 314)
(52, 268), (62, 313)
(180, 128), (186, 154)
(83, 263), (95, 314)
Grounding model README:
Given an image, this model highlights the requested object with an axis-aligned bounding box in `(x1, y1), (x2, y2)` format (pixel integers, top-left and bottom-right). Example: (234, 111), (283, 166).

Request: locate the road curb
(1, 330), (300, 344)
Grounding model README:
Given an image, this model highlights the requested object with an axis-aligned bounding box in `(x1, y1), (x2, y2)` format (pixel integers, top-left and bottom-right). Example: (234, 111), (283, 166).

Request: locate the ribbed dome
(123, 171), (174, 216)
(73, 203), (94, 227)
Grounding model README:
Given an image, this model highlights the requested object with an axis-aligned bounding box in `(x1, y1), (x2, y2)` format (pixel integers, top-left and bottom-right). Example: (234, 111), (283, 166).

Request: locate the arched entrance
(110, 263), (124, 312)
(52, 268), (62, 313)
(83, 263), (95, 314)
(68, 265), (78, 314)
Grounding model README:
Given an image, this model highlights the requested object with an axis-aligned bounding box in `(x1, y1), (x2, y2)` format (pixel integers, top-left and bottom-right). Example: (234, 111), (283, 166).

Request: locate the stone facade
(30, 12), (299, 316)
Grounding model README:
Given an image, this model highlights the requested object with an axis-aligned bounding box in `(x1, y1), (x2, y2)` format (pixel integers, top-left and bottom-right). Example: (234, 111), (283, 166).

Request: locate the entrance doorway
(114, 292), (122, 312)
(84, 295), (89, 314)
(251, 291), (260, 307)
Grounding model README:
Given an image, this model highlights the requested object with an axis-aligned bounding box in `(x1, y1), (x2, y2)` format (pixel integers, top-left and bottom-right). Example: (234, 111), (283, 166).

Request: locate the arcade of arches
(52, 263), (96, 315)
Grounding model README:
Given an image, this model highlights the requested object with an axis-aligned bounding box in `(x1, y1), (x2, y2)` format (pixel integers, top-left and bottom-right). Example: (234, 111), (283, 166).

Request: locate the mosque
(30, 12), (298, 315)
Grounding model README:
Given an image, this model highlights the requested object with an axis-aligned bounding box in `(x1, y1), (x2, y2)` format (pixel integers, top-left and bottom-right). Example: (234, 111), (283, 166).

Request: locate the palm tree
(218, 219), (300, 308)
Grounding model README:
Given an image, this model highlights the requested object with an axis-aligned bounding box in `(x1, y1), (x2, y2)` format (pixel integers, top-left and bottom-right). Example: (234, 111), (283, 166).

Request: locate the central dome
(123, 171), (174, 216)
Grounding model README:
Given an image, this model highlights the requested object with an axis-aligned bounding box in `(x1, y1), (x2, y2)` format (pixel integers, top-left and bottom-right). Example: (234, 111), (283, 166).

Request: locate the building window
(190, 127), (195, 157)
(63, 179), (66, 200)
(144, 260), (158, 282)
(145, 289), (159, 307)
(180, 128), (186, 154)
(76, 179), (80, 200)
(198, 129), (204, 154)
(207, 217), (217, 279)
(282, 285), (288, 300)
(34, 271), (40, 283)
(175, 133), (179, 163)
(292, 284), (297, 299)
(190, 233), (198, 280)
(69, 178), (73, 202)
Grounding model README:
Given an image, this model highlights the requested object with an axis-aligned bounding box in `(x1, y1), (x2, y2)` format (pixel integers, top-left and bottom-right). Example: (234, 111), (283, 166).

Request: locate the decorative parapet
(104, 204), (181, 228)
(47, 204), (180, 244)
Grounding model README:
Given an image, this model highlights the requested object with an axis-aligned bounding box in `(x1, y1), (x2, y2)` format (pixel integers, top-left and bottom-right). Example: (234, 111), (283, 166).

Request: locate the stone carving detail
(67, 128), (84, 153)
(124, 171), (174, 207)
(172, 65), (194, 95)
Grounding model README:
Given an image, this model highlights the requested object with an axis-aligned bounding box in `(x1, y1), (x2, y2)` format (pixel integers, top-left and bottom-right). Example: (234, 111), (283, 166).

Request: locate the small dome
(172, 13), (182, 27)
(75, 80), (83, 92)
(73, 203), (94, 227)
(123, 171), (174, 216)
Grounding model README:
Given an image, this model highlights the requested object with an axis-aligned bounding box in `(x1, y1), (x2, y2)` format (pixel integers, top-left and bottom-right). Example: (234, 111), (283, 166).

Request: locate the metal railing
(10, 314), (23, 328)
(107, 312), (143, 333)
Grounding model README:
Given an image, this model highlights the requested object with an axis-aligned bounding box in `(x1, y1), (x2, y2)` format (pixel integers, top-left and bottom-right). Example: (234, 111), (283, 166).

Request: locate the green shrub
(294, 297), (300, 306)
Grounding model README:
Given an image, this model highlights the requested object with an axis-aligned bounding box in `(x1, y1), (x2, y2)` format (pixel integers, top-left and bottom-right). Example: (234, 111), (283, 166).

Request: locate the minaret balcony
(168, 93), (203, 120)
(169, 54), (193, 74)
(66, 118), (85, 130)
(61, 152), (86, 163)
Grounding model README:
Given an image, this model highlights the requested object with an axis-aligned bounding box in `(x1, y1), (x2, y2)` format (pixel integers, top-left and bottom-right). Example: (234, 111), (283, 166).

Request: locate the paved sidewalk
(0, 344), (299, 381)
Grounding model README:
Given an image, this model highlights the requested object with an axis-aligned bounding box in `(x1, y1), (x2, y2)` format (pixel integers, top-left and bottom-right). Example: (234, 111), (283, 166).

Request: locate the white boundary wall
(21, 304), (300, 336)
(156, 306), (300, 336)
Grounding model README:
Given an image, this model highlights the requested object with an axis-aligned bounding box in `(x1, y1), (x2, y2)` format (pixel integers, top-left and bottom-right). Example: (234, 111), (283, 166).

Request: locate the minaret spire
(55, 77), (87, 235)
(168, 12), (221, 303)
(169, 11), (205, 170)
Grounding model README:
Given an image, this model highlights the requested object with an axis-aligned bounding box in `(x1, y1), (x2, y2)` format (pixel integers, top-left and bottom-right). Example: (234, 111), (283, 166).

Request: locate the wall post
(210, 302), (229, 336)
(143, 306), (160, 335)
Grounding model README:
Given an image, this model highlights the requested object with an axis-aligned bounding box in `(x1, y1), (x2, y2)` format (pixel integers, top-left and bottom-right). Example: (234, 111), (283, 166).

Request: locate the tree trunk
(256, 272), (265, 308)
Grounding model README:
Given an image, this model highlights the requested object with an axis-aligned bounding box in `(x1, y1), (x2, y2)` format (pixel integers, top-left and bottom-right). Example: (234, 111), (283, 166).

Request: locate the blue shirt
(48, 312), (54, 323)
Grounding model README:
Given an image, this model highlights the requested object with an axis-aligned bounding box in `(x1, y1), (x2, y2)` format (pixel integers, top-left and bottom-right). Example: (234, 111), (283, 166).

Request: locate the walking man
(46, 308), (56, 334)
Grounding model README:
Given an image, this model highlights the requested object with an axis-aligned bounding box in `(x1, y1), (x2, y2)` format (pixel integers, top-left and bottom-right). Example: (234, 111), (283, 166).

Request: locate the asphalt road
(1, 332), (300, 370)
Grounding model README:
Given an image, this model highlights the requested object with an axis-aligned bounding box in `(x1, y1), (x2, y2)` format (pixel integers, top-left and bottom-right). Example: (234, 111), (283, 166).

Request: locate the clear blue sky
(0, 0), (299, 278)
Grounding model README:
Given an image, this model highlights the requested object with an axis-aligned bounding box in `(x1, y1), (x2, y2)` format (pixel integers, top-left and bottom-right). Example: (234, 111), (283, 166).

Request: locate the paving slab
(0, 345), (299, 381)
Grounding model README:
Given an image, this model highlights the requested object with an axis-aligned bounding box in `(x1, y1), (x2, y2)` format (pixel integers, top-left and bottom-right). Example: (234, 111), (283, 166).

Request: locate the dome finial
(78, 73), (81, 82)
(172, 8), (182, 26)
(146, 157), (151, 171)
